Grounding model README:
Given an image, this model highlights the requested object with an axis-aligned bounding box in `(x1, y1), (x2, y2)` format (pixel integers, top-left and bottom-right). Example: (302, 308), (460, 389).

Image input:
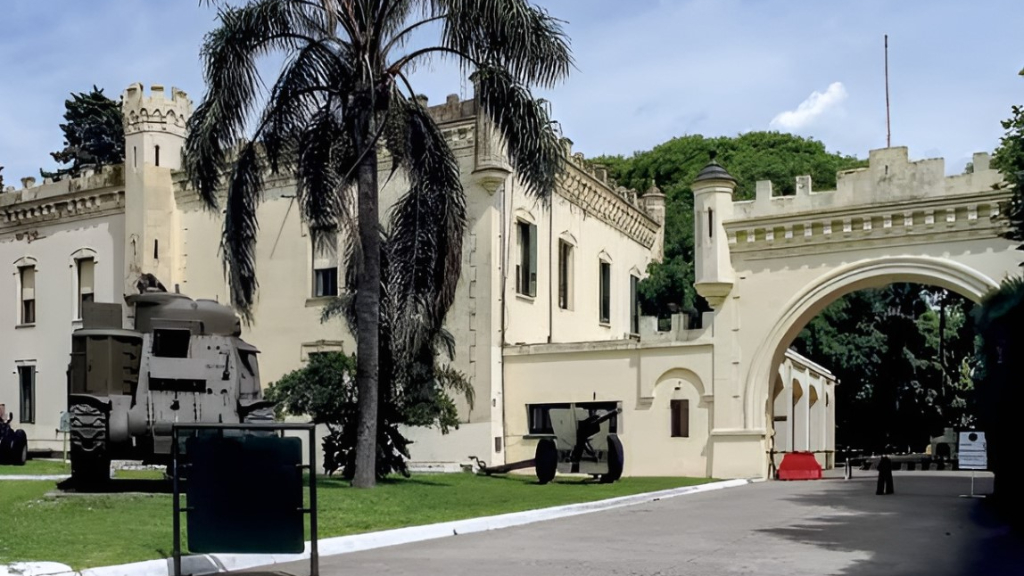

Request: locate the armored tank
(66, 289), (273, 486)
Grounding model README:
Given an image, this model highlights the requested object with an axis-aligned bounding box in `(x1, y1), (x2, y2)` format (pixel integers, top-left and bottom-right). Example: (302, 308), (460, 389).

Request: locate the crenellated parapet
(122, 83), (193, 137)
(0, 165), (125, 235)
(726, 148), (1012, 259)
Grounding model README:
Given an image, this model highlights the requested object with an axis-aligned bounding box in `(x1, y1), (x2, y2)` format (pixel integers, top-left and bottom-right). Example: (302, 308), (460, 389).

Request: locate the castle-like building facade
(1, 83), (838, 478)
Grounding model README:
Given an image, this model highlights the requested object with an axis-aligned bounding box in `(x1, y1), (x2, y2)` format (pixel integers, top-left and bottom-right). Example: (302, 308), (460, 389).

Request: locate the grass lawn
(0, 473), (712, 569)
(0, 460), (70, 476)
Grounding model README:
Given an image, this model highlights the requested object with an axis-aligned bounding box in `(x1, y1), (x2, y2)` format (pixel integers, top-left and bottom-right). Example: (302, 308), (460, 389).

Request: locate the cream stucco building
(3, 81), (885, 479)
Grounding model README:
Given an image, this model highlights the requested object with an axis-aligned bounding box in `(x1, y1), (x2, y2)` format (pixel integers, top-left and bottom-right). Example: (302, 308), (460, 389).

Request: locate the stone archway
(742, 255), (999, 435)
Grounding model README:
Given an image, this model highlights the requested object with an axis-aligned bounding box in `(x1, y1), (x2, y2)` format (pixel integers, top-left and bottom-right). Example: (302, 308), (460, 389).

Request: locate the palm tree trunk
(352, 105), (381, 489)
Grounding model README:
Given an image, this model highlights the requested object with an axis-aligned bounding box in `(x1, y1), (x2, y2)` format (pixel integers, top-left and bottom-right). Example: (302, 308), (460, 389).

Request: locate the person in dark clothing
(876, 455), (895, 495)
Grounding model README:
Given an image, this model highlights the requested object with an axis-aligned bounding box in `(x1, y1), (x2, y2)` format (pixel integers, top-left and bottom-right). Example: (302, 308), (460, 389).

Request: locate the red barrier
(777, 452), (823, 480)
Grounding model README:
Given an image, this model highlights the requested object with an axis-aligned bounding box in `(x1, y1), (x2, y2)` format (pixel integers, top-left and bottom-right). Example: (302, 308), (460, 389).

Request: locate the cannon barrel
(581, 406), (623, 428)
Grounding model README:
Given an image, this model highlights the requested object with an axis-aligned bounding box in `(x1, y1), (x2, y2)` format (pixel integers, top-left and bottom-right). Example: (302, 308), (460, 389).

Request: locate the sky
(2, 0), (1024, 186)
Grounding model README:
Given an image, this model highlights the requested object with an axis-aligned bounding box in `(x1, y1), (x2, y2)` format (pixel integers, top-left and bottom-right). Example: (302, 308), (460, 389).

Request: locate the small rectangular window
(152, 329), (191, 358)
(77, 257), (95, 319)
(708, 209), (714, 238)
(558, 240), (573, 310)
(671, 399), (690, 438)
(19, 266), (36, 325)
(155, 145), (161, 167)
(599, 261), (611, 324)
(516, 221), (537, 297)
(630, 274), (640, 334)
(18, 366), (35, 424)
(313, 233), (339, 297)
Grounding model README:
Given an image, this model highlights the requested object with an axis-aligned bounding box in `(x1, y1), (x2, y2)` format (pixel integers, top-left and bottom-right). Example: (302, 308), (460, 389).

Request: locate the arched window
(70, 248), (98, 320)
(13, 257), (38, 325)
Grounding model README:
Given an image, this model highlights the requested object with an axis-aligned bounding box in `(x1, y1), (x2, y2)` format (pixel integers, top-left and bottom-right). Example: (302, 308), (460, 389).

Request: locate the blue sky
(2, 0), (1023, 185)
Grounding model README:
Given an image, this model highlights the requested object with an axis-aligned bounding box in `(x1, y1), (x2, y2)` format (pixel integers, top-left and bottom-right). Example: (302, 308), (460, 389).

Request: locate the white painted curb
(5, 478), (751, 576)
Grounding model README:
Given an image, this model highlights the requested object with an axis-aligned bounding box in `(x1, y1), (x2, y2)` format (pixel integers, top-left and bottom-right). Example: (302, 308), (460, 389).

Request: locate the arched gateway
(692, 147), (1022, 479)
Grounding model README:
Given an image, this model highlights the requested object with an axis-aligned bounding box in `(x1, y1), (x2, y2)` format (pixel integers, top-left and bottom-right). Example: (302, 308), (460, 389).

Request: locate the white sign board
(958, 431), (988, 470)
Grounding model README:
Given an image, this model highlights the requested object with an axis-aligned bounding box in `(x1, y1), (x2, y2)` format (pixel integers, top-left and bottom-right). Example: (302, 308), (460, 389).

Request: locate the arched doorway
(744, 255), (999, 439)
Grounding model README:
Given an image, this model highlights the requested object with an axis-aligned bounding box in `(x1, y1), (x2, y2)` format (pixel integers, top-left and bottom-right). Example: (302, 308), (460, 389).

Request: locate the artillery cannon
(0, 404), (28, 466)
(470, 404), (624, 484)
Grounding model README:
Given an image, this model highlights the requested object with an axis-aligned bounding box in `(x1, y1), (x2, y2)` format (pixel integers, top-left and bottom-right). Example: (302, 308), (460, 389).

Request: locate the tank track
(69, 402), (111, 485)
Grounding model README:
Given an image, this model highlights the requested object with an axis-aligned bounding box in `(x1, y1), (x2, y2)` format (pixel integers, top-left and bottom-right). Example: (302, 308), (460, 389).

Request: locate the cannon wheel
(535, 438), (558, 485)
(600, 434), (624, 483)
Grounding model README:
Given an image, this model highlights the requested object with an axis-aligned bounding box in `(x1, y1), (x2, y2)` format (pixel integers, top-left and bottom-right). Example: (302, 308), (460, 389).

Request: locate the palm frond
(473, 65), (564, 198)
(296, 101), (358, 240)
(185, 0), (327, 208)
(260, 40), (356, 174)
(437, 0), (573, 88)
(221, 142), (266, 321)
(385, 96), (466, 332)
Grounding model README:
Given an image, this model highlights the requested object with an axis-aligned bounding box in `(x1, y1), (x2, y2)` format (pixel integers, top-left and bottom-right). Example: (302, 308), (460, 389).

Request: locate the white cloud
(770, 82), (848, 131)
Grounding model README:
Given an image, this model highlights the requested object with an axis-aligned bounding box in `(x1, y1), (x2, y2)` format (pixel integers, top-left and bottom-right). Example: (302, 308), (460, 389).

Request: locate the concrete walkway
(261, 472), (1019, 576)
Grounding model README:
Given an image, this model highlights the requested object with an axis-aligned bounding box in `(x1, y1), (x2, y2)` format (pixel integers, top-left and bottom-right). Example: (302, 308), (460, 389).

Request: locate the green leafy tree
(596, 131), (865, 317)
(991, 73), (1024, 244)
(793, 285), (977, 454)
(973, 276), (1024, 520)
(41, 87), (124, 181)
(186, 0), (571, 487)
(266, 348), (473, 479)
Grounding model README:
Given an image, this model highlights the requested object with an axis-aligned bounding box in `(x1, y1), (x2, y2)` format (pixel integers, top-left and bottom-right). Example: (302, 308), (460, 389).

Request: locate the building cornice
(726, 189), (1012, 260)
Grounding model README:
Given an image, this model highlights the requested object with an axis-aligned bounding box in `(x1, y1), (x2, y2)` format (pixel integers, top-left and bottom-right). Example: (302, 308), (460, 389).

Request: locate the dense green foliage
(973, 277), (1024, 520)
(265, 351), (472, 480)
(793, 286), (976, 453)
(595, 131), (865, 316)
(41, 87), (124, 181)
(601, 131), (976, 453)
(991, 71), (1024, 243)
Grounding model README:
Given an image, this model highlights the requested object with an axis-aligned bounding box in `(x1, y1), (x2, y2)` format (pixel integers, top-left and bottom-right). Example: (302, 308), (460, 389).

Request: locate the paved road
(266, 472), (1021, 576)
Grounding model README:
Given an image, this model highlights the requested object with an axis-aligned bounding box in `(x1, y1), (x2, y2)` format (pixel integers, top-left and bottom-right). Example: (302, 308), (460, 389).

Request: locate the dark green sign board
(185, 434), (304, 554)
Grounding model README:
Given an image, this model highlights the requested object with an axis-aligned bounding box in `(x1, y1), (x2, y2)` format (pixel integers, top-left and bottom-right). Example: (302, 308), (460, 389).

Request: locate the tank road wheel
(600, 434), (624, 484)
(535, 438), (558, 485)
(69, 403), (111, 487)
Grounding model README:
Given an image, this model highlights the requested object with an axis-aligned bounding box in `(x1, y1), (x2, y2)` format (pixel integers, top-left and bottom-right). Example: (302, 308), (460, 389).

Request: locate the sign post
(957, 431), (987, 499)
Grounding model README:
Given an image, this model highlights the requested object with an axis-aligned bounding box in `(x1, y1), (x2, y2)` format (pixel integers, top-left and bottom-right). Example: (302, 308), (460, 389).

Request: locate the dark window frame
(18, 365), (35, 424)
(630, 274), (640, 334)
(19, 266), (36, 325)
(599, 261), (611, 324)
(671, 399), (690, 438)
(515, 220), (538, 297)
(557, 240), (573, 310)
(314, 267), (339, 298)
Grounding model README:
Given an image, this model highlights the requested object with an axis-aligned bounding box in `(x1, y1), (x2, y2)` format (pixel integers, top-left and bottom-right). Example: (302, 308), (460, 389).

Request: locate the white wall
(0, 212), (124, 450)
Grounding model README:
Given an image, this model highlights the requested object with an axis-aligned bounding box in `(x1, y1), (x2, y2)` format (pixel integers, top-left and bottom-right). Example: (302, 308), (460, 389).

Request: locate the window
(671, 399), (690, 438)
(313, 234), (339, 297)
(153, 329), (191, 358)
(18, 366), (35, 424)
(599, 261), (611, 324)
(76, 257), (95, 319)
(154, 145), (161, 167)
(515, 220), (537, 297)
(19, 266), (36, 325)
(630, 274), (640, 334)
(527, 402), (619, 435)
(557, 240), (573, 309)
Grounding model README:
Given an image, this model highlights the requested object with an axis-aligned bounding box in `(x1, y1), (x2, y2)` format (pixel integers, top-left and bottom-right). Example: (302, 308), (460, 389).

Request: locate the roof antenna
(885, 34), (892, 148)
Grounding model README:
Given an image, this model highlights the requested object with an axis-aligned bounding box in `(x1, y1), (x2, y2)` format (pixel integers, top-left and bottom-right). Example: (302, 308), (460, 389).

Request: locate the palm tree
(184, 0), (571, 487)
